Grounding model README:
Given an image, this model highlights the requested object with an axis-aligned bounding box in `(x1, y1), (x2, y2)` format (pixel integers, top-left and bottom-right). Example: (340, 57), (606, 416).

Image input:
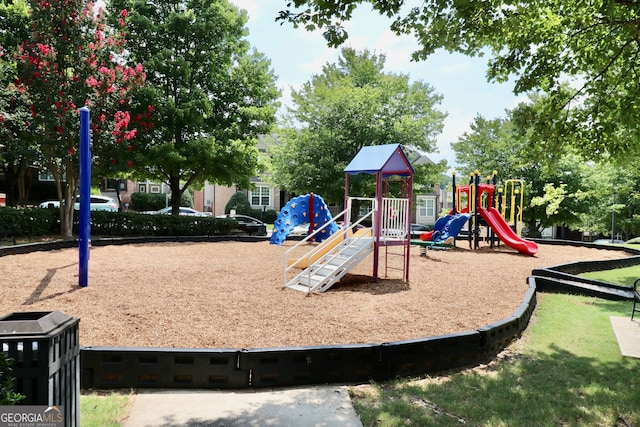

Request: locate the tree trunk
(169, 175), (182, 215)
(16, 160), (32, 206)
(62, 179), (76, 238)
(114, 180), (122, 211)
(51, 159), (78, 238)
(2, 165), (16, 207)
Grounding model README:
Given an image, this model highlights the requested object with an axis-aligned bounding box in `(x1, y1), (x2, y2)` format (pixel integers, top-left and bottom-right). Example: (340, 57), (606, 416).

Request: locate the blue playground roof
(344, 143), (414, 176)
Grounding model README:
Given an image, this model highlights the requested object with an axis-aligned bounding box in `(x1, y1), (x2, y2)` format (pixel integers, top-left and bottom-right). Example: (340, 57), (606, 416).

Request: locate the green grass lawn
(349, 293), (640, 426)
(80, 391), (132, 427)
(580, 264), (640, 287)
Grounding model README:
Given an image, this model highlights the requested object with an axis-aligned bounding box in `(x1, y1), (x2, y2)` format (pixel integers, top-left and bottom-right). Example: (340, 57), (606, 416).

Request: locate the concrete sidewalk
(123, 385), (364, 427)
(610, 316), (640, 358)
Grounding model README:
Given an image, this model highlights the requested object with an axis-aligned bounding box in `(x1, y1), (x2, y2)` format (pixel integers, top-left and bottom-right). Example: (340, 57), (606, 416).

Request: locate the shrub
(79, 211), (236, 237)
(0, 353), (24, 406)
(180, 190), (194, 208)
(130, 191), (193, 211)
(0, 207), (58, 237)
(130, 192), (165, 211)
(225, 192), (252, 215)
(0, 207), (241, 239)
(251, 208), (278, 223)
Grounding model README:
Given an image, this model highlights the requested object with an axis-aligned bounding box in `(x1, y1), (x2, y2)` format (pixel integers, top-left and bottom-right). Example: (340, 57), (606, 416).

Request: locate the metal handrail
(283, 197), (377, 288)
(284, 209), (345, 287)
(296, 210), (375, 292)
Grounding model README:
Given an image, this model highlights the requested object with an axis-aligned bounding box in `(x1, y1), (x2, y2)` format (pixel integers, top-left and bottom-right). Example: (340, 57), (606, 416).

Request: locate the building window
(250, 185), (270, 207)
(138, 184), (147, 192)
(418, 198), (435, 218)
(39, 171), (55, 182)
(38, 171), (65, 181)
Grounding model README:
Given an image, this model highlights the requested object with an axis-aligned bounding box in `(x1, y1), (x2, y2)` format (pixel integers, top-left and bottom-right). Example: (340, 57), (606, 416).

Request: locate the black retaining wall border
(530, 239), (640, 301)
(80, 274), (539, 389)
(4, 237), (639, 389)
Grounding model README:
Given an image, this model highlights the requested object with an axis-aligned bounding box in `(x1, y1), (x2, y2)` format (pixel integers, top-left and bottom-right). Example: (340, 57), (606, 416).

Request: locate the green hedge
(250, 209), (278, 224)
(0, 207), (238, 238)
(0, 207), (58, 237)
(85, 211), (237, 237)
(225, 192), (252, 215)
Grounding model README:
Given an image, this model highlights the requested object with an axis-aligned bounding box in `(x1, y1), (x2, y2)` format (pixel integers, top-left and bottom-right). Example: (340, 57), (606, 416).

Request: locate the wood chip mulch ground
(0, 240), (629, 349)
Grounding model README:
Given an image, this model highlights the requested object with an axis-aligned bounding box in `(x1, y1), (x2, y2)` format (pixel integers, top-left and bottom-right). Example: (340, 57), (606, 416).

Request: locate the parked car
(39, 195), (119, 212)
(288, 221), (361, 237)
(142, 207), (209, 216)
(592, 239), (626, 245)
(289, 223), (310, 237)
(217, 214), (267, 235)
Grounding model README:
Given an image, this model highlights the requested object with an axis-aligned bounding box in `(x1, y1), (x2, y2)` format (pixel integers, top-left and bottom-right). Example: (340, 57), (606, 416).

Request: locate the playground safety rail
(283, 197), (376, 289)
(380, 197), (410, 241)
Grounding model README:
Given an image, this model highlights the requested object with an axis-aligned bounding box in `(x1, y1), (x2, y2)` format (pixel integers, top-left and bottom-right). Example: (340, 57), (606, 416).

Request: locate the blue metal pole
(79, 107), (91, 287)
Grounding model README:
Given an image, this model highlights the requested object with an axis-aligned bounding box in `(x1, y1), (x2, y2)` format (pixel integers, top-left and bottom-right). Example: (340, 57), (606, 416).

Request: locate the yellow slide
(288, 227), (372, 269)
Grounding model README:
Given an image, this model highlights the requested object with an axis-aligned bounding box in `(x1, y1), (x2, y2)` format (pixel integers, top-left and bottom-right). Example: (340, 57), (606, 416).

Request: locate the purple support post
(452, 172), (457, 215)
(78, 107), (91, 287)
(308, 193), (315, 236)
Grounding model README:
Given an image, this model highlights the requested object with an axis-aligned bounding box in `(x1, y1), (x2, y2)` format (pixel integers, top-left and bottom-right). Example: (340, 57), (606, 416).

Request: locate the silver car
(143, 207), (209, 216)
(39, 195), (119, 212)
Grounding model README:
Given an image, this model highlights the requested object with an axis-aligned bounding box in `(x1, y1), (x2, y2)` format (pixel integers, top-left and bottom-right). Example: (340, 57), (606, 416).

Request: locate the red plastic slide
(478, 207), (538, 256)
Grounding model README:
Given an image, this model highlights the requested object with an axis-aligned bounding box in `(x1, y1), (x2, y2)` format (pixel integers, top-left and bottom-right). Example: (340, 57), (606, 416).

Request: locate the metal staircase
(282, 195), (410, 292)
(285, 230), (373, 293)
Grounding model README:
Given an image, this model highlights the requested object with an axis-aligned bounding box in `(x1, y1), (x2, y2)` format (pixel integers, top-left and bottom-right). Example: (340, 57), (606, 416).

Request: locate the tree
(566, 160), (640, 240)
(452, 101), (589, 237)
(107, 0), (280, 215)
(225, 191), (251, 215)
(277, 1), (640, 161)
(0, 0), (39, 206)
(269, 47), (447, 204)
(9, 0), (145, 236)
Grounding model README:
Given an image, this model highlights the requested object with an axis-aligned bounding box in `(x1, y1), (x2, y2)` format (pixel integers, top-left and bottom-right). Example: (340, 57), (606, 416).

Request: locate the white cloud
(229, 0), (260, 21)
(430, 111), (475, 166)
(509, 94), (530, 109)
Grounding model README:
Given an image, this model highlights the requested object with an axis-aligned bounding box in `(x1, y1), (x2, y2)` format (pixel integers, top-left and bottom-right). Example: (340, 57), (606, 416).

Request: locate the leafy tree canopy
(2, 0), (146, 235)
(108, 0), (280, 215)
(452, 97), (590, 237)
(278, 1), (640, 161)
(269, 47), (447, 204)
(0, 0), (42, 205)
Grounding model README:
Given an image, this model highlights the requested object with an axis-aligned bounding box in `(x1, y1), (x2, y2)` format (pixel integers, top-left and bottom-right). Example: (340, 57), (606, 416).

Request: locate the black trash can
(0, 311), (80, 427)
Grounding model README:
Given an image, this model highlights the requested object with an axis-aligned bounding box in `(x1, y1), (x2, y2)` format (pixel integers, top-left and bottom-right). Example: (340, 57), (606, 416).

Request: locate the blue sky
(229, 0), (526, 167)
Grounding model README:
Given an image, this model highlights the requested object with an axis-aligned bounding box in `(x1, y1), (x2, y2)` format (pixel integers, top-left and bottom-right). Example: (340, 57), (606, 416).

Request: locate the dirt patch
(0, 240), (627, 349)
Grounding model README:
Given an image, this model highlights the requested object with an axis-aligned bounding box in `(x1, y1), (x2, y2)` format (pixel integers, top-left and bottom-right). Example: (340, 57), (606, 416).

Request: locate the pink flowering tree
(14, 0), (146, 236)
(0, 0), (39, 207)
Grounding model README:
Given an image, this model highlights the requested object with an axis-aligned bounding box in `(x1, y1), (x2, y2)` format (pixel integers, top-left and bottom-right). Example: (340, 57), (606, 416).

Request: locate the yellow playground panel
(499, 179), (525, 236)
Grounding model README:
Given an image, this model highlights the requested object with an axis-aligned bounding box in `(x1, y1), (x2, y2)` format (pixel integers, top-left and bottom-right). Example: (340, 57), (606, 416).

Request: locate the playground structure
(270, 193), (339, 246)
(455, 170), (537, 255)
(412, 213), (471, 254)
(412, 170), (537, 256)
(282, 144), (414, 292)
